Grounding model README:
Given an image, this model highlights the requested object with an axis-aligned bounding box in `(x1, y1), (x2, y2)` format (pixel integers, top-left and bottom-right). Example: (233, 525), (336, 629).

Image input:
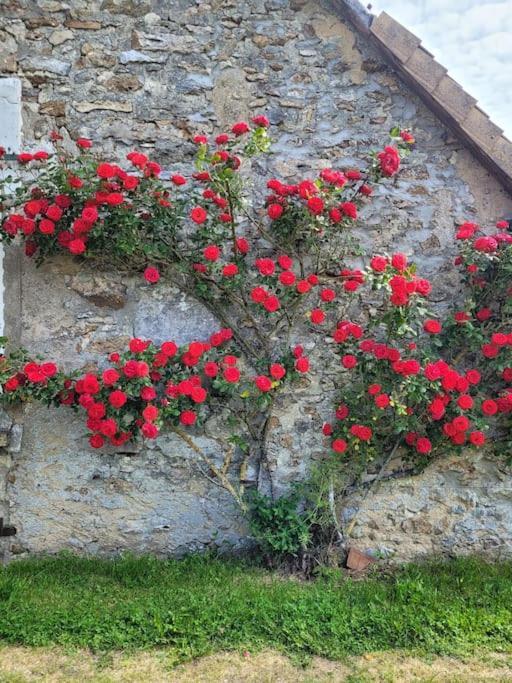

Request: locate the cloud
(369, 0), (512, 138)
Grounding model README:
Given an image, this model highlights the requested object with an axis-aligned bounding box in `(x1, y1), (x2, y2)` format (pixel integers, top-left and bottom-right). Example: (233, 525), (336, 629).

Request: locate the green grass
(0, 554), (511, 662)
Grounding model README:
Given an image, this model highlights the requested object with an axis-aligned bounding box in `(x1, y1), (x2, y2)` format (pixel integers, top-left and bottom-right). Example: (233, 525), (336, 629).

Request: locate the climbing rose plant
(0, 121), (510, 517)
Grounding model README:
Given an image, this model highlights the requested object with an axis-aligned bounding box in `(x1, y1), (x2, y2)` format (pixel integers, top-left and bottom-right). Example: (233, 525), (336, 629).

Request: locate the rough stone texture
(344, 453), (512, 561)
(1, 0), (512, 561)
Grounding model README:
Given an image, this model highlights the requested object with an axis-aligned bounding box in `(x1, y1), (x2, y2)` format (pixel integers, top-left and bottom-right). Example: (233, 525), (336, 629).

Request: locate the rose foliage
(0, 121), (510, 517)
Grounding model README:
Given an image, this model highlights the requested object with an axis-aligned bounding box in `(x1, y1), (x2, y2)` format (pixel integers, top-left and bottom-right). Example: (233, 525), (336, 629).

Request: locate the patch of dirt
(0, 646), (511, 682)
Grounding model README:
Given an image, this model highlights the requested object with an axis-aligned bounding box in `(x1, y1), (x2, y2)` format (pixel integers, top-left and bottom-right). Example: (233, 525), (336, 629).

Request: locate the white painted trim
(0, 78), (22, 339)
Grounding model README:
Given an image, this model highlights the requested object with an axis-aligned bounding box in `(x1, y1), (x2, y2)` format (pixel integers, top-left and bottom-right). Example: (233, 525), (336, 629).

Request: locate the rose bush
(0, 120), (510, 532)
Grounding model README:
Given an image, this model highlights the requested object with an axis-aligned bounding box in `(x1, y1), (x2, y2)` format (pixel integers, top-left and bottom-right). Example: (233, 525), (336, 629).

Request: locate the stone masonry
(0, 0), (511, 562)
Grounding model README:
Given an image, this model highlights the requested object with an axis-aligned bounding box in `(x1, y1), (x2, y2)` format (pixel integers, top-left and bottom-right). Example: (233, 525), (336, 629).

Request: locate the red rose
(377, 145), (400, 176)
(255, 258), (275, 276)
(171, 174), (187, 186)
(179, 410), (196, 426)
(252, 115), (269, 128)
(263, 295), (280, 312)
(46, 205), (63, 222)
(310, 309), (325, 325)
(391, 252), (407, 271)
(482, 399), (498, 416)
(370, 255), (388, 272)
(375, 394), (390, 409)
(96, 163), (116, 179)
(161, 341), (178, 357)
(191, 207), (208, 224)
(332, 439), (347, 453)
(100, 418), (118, 437)
(82, 374), (100, 394)
(236, 237), (249, 254)
(222, 263), (238, 277)
(255, 375), (272, 392)
(89, 434), (105, 449)
(109, 390), (127, 409)
(141, 422), (159, 439)
(231, 121), (250, 136)
(4, 377), (19, 392)
(140, 386), (157, 401)
(307, 197), (324, 215)
(77, 138), (92, 149)
(142, 405), (159, 422)
(144, 266), (160, 283)
(424, 319), (442, 334)
(267, 203), (284, 220)
(416, 437), (432, 454)
(322, 423), (333, 436)
(69, 238), (86, 255)
(223, 367), (241, 383)
(320, 288), (335, 303)
(350, 425), (372, 441)
(469, 430), (485, 446)
(39, 219), (55, 235)
(295, 357), (309, 373)
(279, 271), (296, 286)
(251, 286), (269, 306)
(203, 245), (221, 261)
(340, 202), (357, 219)
(341, 354), (357, 369)
(204, 361), (219, 377)
(270, 363), (286, 380)
(102, 368), (120, 386)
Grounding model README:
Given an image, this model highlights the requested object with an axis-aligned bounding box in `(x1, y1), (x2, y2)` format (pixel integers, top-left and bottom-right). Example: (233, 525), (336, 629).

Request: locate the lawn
(0, 554), (511, 665)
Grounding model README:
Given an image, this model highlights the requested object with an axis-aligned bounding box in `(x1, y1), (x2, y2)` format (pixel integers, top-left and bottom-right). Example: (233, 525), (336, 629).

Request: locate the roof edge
(328, 1), (512, 195)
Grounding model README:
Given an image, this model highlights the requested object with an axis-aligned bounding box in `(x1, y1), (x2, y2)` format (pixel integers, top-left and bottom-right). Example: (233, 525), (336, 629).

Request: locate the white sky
(369, 0), (512, 139)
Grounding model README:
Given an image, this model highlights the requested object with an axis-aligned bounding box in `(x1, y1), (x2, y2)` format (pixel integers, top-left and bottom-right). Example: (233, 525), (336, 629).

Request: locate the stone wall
(1, 0), (511, 561)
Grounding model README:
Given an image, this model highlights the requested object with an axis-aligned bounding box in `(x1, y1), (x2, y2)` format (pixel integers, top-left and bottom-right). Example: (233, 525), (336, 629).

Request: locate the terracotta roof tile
(366, 9), (512, 195)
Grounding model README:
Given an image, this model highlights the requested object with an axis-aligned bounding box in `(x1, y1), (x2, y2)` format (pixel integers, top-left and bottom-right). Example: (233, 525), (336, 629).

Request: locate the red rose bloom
(255, 375), (272, 392)
(263, 295), (280, 312)
(469, 430), (485, 446)
(270, 363), (286, 380)
(223, 367), (241, 383)
(191, 207), (208, 224)
(69, 238), (86, 255)
(180, 410), (197, 426)
(142, 405), (159, 422)
(96, 163), (116, 179)
(252, 115), (270, 128)
(204, 245), (221, 261)
(332, 439), (347, 453)
(141, 422), (159, 439)
(109, 390), (127, 409)
(102, 368), (120, 386)
(268, 203), (284, 220)
(416, 437), (432, 454)
(310, 309), (325, 325)
(370, 255), (388, 272)
(89, 434), (104, 449)
(77, 138), (92, 149)
(377, 145), (400, 176)
(231, 121), (250, 136)
(307, 197), (324, 215)
(295, 357), (309, 373)
(222, 263), (238, 277)
(340, 202), (357, 219)
(482, 399), (498, 416)
(144, 266), (160, 283)
(424, 319), (442, 334)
